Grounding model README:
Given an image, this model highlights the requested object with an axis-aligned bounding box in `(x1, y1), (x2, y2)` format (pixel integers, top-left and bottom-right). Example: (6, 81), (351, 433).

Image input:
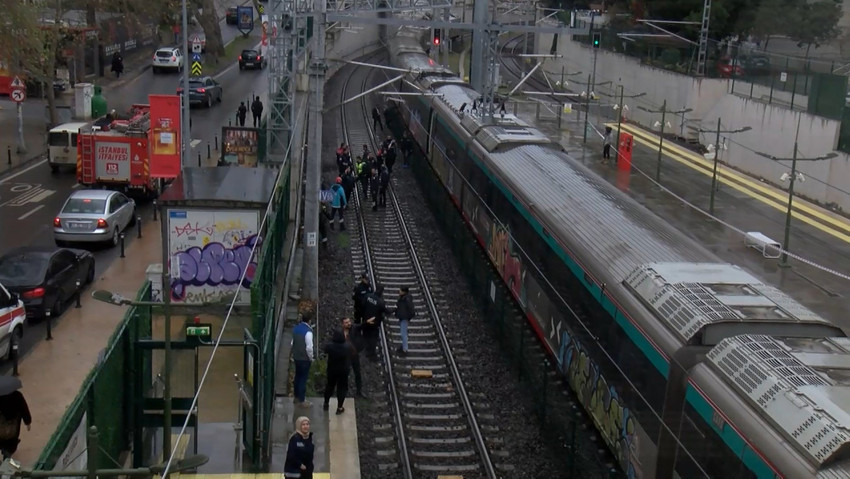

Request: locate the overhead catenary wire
(160, 99), (309, 478)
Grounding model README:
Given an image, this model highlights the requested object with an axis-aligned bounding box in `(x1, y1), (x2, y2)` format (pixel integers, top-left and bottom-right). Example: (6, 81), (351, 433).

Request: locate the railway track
(339, 58), (506, 478)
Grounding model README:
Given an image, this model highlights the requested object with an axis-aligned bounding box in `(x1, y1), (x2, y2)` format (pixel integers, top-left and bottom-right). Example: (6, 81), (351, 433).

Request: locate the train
(386, 26), (850, 479)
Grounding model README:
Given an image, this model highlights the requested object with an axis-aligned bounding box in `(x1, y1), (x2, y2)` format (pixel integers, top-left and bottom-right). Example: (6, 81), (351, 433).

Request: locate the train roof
(487, 144), (839, 344)
(708, 335), (850, 473)
(625, 263), (842, 344)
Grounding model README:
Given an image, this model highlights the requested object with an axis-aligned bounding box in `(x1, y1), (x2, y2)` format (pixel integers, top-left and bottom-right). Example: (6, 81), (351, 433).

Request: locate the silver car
(53, 190), (136, 247)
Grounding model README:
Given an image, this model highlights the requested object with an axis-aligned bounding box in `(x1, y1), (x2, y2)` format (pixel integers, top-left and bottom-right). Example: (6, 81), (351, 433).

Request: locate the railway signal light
(592, 32), (601, 48)
(433, 29), (441, 46)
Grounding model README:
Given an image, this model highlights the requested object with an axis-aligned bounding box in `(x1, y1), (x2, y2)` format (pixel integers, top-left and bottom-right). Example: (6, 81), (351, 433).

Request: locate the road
(0, 20), (269, 371)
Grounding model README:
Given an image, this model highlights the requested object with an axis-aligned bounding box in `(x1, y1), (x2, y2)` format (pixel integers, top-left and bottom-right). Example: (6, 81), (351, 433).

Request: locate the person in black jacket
(378, 165), (390, 208)
(0, 391), (31, 458)
(369, 168), (381, 211)
(323, 329), (354, 414)
(111, 52), (123, 78)
(341, 317), (366, 398)
(237, 102), (248, 127)
(362, 285), (390, 359)
(341, 167), (356, 203)
(284, 416), (314, 478)
(394, 286), (415, 355)
(351, 274), (372, 324)
(372, 106), (383, 131)
(251, 96), (264, 127)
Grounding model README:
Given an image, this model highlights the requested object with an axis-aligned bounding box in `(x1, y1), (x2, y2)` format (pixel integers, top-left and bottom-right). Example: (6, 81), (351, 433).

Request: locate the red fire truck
(76, 104), (161, 198)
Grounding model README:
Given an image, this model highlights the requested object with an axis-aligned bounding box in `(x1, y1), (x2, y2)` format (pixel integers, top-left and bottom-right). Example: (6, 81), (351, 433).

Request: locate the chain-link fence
(36, 282), (152, 471)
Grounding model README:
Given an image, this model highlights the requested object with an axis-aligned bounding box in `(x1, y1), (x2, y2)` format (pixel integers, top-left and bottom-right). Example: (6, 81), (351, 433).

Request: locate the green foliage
(660, 48), (681, 66)
(786, 0), (842, 48)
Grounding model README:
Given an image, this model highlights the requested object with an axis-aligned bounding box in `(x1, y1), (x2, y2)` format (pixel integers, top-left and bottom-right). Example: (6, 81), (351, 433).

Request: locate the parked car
(0, 247), (95, 319)
(716, 56), (743, 77)
(741, 54), (771, 75)
(238, 49), (265, 70)
(177, 76), (223, 108)
(152, 47), (184, 74)
(226, 7), (238, 24)
(0, 282), (26, 359)
(188, 31), (206, 53)
(53, 190), (136, 247)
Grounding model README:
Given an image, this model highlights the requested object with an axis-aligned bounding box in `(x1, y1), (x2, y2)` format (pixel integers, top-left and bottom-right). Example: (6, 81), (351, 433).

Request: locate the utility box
(146, 263), (163, 302)
(74, 83), (93, 120)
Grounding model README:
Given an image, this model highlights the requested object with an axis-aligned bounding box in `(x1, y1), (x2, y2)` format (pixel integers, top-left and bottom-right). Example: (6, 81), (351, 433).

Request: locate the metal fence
(36, 282), (152, 471)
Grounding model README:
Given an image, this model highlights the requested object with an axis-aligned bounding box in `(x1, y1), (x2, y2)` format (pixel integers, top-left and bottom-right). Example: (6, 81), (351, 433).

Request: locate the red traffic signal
(433, 29), (441, 45)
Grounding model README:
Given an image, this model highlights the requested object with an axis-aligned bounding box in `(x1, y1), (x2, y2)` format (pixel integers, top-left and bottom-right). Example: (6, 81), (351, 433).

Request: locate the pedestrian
(361, 144), (369, 160)
(237, 102), (248, 127)
(251, 96), (264, 127)
(337, 151), (352, 176)
(284, 416), (314, 479)
(355, 156), (368, 197)
(372, 106), (383, 131)
(351, 273), (372, 324)
(602, 126), (613, 163)
(111, 52), (124, 78)
(291, 313), (314, 407)
(385, 140), (397, 173)
(318, 204), (329, 246)
(329, 177), (347, 231)
(341, 317), (366, 398)
(394, 286), (415, 355)
(322, 329), (354, 414)
(401, 131), (413, 167)
(0, 390), (31, 459)
(341, 167), (356, 203)
(362, 285), (390, 359)
(369, 168), (380, 211)
(378, 164), (390, 208)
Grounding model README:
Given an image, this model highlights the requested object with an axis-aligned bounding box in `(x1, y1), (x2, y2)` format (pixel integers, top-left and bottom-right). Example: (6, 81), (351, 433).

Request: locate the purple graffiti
(171, 235), (261, 301)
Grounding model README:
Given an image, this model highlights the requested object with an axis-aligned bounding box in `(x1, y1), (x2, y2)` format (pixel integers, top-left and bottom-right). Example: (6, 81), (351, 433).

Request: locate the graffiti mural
(487, 224), (524, 300)
(558, 329), (641, 479)
(167, 209), (261, 304)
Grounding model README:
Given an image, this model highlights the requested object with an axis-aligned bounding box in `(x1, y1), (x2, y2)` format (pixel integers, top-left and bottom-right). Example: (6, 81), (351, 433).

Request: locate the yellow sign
(191, 61), (202, 76)
(257, 3), (264, 14)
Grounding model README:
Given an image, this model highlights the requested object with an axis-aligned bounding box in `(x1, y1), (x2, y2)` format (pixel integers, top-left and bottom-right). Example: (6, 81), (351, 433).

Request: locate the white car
(152, 47), (184, 74)
(0, 283), (26, 360)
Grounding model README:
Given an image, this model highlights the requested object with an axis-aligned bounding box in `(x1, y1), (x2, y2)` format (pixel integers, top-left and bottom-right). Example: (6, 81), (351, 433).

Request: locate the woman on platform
(284, 416), (314, 479)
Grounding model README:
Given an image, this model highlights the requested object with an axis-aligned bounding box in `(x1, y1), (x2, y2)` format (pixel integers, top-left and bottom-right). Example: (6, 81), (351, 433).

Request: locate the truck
(76, 104), (161, 198)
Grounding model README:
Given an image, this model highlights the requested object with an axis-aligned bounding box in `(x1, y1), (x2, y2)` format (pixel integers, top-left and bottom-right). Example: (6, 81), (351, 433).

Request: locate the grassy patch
(286, 357), (328, 398)
(334, 231), (350, 248)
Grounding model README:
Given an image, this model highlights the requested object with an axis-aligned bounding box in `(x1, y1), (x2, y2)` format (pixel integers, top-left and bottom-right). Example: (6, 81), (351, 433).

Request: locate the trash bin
(91, 85), (107, 118)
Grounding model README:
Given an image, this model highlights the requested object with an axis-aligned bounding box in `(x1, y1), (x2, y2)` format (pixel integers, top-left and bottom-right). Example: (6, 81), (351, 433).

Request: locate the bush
(660, 48), (681, 66)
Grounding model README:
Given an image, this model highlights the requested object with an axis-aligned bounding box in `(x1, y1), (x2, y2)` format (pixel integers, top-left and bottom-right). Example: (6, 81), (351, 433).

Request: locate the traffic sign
(192, 41), (202, 54)
(10, 76), (24, 89)
(10, 89), (25, 103)
(192, 52), (201, 63)
(191, 61), (202, 76)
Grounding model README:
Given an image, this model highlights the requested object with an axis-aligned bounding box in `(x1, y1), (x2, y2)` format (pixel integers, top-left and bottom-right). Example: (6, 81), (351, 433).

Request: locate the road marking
(17, 204), (44, 220)
(72, 183), (82, 188)
(612, 123), (850, 244)
(9, 184), (32, 193)
(0, 159), (47, 185)
(4, 187), (54, 206)
(190, 139), (202, 148)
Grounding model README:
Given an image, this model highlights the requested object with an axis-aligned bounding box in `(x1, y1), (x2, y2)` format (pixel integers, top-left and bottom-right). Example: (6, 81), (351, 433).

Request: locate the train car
(387, 26), (850, 479)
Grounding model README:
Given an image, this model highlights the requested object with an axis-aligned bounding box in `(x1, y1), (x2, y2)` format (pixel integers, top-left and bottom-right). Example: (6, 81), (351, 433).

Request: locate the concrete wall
(535, 32), (850, 211)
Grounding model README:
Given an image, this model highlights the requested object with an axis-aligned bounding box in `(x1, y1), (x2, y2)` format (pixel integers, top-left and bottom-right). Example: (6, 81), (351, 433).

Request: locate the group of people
(286, 276), (417, 478)
(236, 97), (265, 127)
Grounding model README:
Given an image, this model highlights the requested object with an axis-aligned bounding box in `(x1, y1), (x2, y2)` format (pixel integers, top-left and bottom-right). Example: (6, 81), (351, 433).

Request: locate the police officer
(361, 285), (390, 359)
(351, 274), (372, 324)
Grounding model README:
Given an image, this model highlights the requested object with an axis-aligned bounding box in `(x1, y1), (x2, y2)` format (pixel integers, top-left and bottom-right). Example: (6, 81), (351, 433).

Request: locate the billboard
(221, 127), (259, 167)
(149, 94), (182, 178)
(94, 141), (131, 181)
(167, 209), (261, 305)
(237, 6), (254, 34)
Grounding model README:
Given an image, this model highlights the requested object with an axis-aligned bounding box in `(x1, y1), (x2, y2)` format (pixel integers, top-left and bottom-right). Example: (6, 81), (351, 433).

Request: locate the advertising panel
(221, 127), (259, 167)
(167, 209), (261, 305)
(237, 6), (254, 34)
(94, 141), (131, 181)
(52, 412), (87, 478)
(149, 94), (182, 178)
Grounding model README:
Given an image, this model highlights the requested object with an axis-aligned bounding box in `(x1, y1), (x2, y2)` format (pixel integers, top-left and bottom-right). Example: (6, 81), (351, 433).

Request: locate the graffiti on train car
(559, 330), (640, 479)
(487, 224), (524, 299)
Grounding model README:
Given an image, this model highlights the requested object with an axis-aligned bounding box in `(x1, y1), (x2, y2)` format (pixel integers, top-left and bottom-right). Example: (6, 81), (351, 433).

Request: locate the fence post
(768, 74), (775, 104)
(790, 73), (798, 110)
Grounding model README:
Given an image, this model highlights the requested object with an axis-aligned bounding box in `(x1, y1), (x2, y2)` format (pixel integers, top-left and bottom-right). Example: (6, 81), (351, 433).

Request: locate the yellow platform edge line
(610, 123), (850, 244)
(614, 122), (850, 235)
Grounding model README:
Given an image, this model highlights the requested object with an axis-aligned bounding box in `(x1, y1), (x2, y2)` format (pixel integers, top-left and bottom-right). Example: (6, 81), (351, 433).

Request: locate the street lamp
(581, 79), (611, 144)
(91, 289), (233, 462)
(638, 100), (692, 182)
(688, 118), (751, 215)
(753, 114), (837, 267)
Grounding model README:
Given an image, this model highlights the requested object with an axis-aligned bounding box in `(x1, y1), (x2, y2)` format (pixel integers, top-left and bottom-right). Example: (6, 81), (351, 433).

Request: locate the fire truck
(76, 104), (161, 198)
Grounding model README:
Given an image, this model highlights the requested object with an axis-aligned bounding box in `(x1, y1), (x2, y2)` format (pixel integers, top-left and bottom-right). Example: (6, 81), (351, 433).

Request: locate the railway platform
(520, 107), (850, 333)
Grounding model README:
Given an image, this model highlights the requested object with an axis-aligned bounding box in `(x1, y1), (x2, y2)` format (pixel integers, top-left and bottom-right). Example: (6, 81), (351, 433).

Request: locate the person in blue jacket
(330, 177), (347, 231)
(284, 416), (314, 478)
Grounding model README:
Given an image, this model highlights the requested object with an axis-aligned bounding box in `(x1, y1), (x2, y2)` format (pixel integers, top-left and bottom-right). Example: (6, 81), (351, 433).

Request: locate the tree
(189, 0), (225, 62)
(787, 0), (842, 57)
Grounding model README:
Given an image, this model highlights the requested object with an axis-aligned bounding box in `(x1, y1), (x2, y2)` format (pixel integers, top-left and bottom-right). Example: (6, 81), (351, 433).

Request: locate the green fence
(36, 282), (152, 471)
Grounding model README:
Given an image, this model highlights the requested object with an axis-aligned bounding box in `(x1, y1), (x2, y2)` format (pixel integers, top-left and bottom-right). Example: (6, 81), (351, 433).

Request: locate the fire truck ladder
(79, 133), (95, 184)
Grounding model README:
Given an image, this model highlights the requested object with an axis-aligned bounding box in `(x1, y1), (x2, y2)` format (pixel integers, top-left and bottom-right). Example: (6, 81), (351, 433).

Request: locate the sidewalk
(14, 218), (163, 467)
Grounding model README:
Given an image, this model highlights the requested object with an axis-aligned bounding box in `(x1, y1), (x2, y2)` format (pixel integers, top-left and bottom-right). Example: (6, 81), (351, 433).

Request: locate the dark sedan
(239, 49), (265, 70)
(0, 247), (95, 319)
(177, 76), (223, 108)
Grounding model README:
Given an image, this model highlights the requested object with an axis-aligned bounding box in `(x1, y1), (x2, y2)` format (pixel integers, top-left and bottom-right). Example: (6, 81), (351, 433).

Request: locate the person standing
(362, 285), (390, 360)
(401, 130), (413, 167)
(355, 156), (369, 198)
(291, 313), (314, 407)
(341, 317), (365, 398)
(251, 96), (264, 127)
(284, 416), (314, 479)
(372, 106), (383, 131)
(111, 52), (124, 78)
(351, 274), (372, 324)
(378, 164), (390, 208)
(329, 177), (347, 231)
(369, 168), (381, 212)
(341, 167), (356, 203)
(0, 390), (31, 459)
(394, 286), (415, 355)
(237, 102), (248, 127)
(602, 126), (613, 164)
(322, 329), (354, 414)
